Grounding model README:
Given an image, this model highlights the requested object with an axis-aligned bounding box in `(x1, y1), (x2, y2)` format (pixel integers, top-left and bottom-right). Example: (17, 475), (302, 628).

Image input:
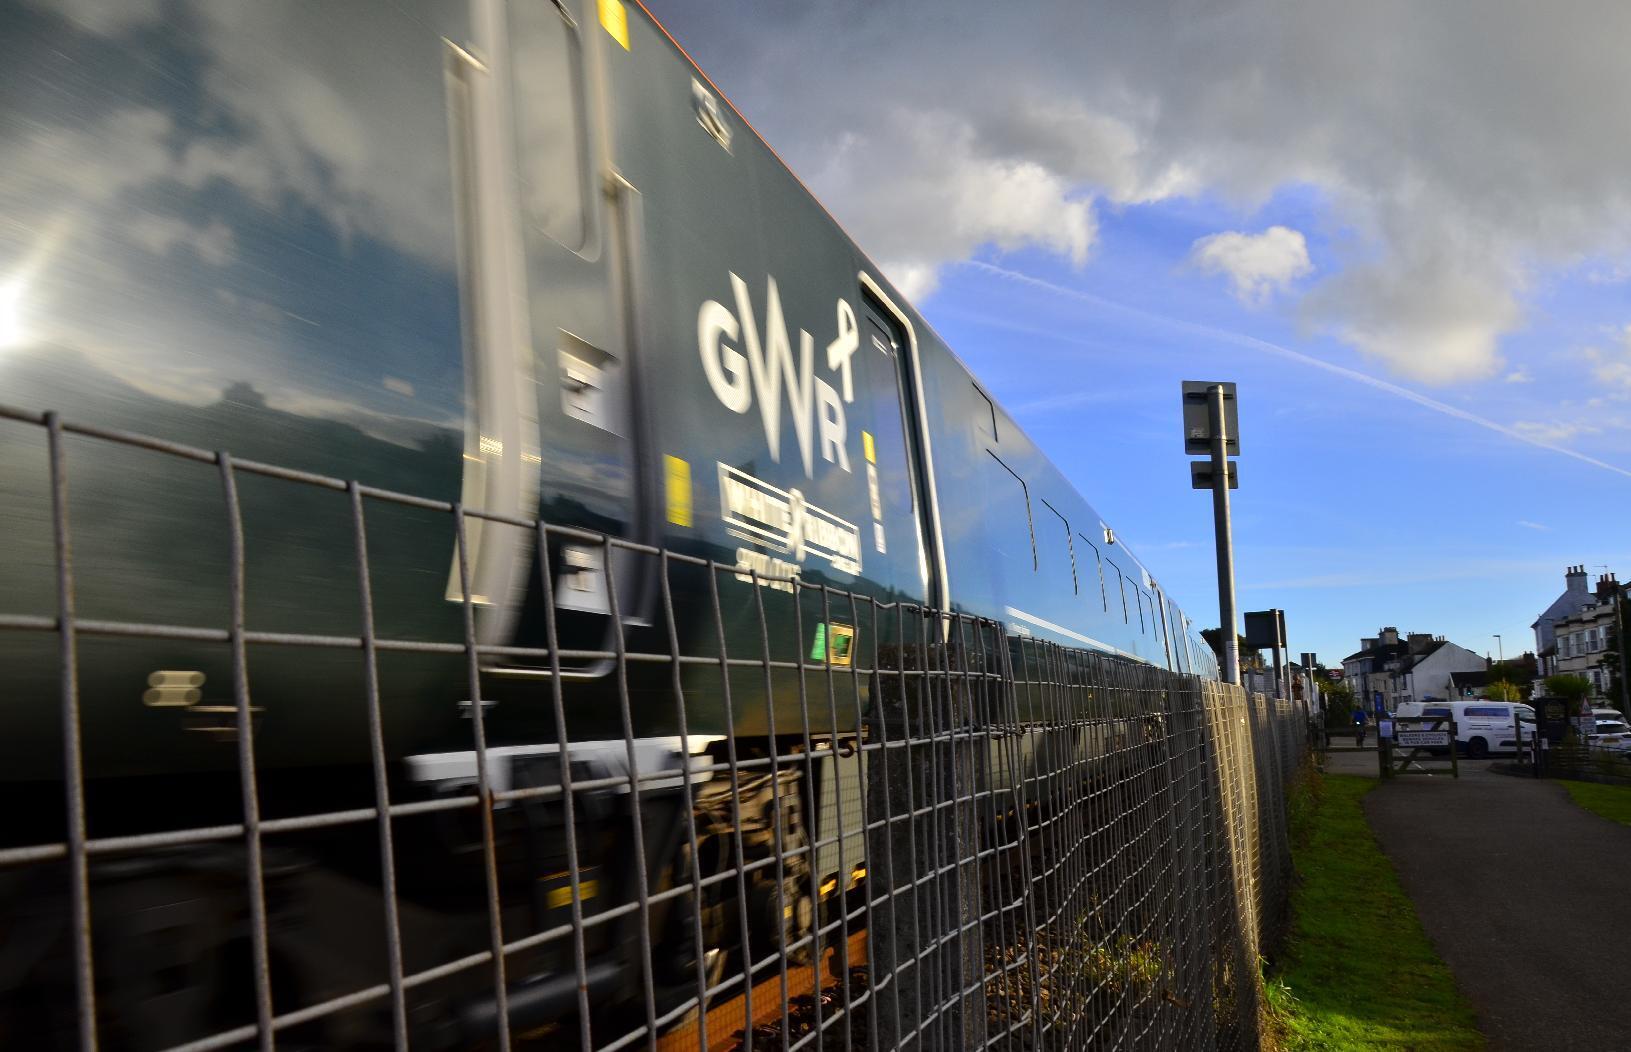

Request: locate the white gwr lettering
(698, 273), (856, 478)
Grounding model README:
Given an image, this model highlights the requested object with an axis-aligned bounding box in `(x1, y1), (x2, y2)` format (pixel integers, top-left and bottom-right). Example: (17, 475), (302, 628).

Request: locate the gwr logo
(697, 274), (858, 478)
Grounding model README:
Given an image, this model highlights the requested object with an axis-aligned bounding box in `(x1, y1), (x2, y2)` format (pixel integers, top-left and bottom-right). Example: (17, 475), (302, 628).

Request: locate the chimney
(1360, 637), (1377, 650)
(1597, 573), (1619, 601)
(1379, 627), (1400, 646)
(1407, 632), (1434, 653)
(1567, 565), (1589, 593)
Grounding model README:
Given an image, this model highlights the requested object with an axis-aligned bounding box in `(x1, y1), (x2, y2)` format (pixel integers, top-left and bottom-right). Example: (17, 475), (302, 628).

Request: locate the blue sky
(923, 210), (1631, 668)
(649, 0), (1631, 667)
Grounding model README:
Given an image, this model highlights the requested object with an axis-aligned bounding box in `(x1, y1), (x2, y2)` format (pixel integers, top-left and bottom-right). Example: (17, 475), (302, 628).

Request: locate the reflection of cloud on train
(0, 1), (1223, 1048)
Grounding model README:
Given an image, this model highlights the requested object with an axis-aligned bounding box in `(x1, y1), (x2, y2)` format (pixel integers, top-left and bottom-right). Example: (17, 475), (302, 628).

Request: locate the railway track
(656, 931), (869, 1052)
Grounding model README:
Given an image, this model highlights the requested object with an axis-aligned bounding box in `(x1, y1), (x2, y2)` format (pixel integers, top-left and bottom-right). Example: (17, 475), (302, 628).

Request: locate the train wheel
(652, 843), (728, 1030)
(750, 876), (815, 966)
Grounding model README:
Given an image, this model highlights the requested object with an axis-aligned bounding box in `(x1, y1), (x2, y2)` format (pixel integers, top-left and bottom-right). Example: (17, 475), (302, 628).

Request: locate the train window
(1113, 564), (1128, 622)
(1078, 534), (1106, 610)
(508, 0), (589, 250)
(857, 306), (933, 598)
(1040, 499), (1076, 593)
(1136, 590), (1148, 633)
(986, 452), (1036, 570)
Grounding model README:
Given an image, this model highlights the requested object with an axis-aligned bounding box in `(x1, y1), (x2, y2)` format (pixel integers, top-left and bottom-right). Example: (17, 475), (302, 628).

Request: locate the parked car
(1586, 708), (1631, 752)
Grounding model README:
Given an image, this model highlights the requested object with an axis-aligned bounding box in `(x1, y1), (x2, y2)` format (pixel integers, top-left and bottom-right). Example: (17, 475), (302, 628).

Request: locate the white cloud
(810, 109), (1096, 301)
(1517, 520), (1551, 531)
(51, 0), (162, 36)
(1189, 226), (1312, 304)
(650, 0), (1631, 385)
(1505, 369), (1533, 383)
(126, 216), (236, 266)
(1587, 325), (1631, 393)
(1512, 420), (1600, 444)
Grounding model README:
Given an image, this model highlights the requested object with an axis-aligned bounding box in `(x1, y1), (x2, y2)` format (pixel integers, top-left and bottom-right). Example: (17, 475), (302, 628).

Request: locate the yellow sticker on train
(598, 0), (630, 50)
(546, 879), (598, 909)
(665, 455), (692, 527)
(862, 430), (876, 464)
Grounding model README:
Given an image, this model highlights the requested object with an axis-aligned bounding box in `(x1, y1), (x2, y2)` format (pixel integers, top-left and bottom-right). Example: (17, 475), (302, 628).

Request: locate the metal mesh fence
(0, 403), (1310, 1051)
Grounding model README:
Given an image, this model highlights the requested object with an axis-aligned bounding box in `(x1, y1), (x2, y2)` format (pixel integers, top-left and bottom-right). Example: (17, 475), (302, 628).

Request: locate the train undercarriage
(0, 733), (870, 1050)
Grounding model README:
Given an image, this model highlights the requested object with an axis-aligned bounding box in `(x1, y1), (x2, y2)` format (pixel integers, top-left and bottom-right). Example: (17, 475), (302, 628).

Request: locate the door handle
(443, 29), (540, 636)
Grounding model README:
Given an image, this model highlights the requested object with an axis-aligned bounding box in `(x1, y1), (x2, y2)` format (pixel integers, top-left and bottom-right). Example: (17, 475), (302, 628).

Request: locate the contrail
(961, 259), (1631, 482)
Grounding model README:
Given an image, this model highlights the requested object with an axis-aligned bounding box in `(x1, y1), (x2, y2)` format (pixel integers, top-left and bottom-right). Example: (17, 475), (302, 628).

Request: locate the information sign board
(1395, 730), (1450, 748)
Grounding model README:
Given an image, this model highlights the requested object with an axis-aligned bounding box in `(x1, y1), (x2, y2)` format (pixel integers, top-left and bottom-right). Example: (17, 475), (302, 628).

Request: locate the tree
(1484, 680), (1524, 702)
(1320, 679), (1357, 729)
(1201, 628), (1261, 669)
(1544, 674), (1592, 713)
(1488, 654), (1537, 694)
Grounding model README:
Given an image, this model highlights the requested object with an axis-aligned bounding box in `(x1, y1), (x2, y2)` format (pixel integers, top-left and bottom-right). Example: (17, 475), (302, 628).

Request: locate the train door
(810, 293), (943, 902)
(447, 1), (649, 693)
(856, 295), (942, 610)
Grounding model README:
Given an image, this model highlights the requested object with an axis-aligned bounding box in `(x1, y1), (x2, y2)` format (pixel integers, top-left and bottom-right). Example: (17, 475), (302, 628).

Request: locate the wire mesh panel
(0, 403), (1309, 1051)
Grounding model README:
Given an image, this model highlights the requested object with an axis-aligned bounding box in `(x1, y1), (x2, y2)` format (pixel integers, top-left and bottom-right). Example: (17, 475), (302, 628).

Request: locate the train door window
(1135, 589), (1147, 634)
(1079, 534), (1107, 611)
(1113, 564), (1128, 622)
(508, 0), (589, 250)
(1039, 499), (1076, 594)
(854, 301), (935, 600)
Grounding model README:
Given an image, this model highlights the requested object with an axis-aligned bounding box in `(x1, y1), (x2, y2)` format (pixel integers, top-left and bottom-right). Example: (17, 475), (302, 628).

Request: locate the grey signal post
(1184, 382), (1240, 684)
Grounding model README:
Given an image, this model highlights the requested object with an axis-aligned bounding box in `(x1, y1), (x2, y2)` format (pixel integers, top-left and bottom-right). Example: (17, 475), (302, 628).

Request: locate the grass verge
(1264, 772), (1482, 1051)
(1559, 779), (1631, 826)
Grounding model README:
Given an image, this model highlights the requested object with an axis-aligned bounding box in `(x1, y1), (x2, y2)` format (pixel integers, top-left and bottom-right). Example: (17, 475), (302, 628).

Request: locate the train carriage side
(0, 0), (1229, 1041)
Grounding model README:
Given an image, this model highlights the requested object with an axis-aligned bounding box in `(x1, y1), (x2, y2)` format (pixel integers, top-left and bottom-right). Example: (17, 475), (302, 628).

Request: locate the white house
(1342, 627), (1488, 710)
(1400, 640), (1489, 703)
(1534, 565), (1597, 676)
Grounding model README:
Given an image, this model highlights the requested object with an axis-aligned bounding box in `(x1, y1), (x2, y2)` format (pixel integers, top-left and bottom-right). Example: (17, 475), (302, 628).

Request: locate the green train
(0, 0), (1219, 1045)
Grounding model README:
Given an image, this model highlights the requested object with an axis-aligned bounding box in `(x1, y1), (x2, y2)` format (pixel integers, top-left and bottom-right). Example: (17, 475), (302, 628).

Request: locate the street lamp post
(1494, 634), (1503, 664)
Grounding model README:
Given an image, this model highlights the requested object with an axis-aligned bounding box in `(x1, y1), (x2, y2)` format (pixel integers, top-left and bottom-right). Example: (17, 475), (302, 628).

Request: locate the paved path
(1361, 761), (1631, 1050)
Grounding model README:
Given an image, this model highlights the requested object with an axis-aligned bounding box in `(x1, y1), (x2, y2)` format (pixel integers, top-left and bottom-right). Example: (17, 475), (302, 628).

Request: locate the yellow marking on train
(862, 430), (875, 464)
(546, 879), (598, 909)
(665, 455), (693, 527)
(819, 877), (839, 897)
(598, 0), (630, 50)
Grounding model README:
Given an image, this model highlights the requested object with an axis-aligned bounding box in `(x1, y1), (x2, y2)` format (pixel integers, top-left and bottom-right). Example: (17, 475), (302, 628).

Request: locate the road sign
(1181, 381), (1239, 455)
(1244, 609), (1285, 650)
(1189, 460), (1238, 489)
(1395, 730), (1450, 747)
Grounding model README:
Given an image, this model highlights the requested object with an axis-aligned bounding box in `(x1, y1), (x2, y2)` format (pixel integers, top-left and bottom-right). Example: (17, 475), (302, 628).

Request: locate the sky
(645, 0), (1631, 668)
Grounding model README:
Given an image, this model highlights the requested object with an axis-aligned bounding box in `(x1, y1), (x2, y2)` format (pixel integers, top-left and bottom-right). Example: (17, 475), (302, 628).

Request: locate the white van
(1394, 700), (1534, 758)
